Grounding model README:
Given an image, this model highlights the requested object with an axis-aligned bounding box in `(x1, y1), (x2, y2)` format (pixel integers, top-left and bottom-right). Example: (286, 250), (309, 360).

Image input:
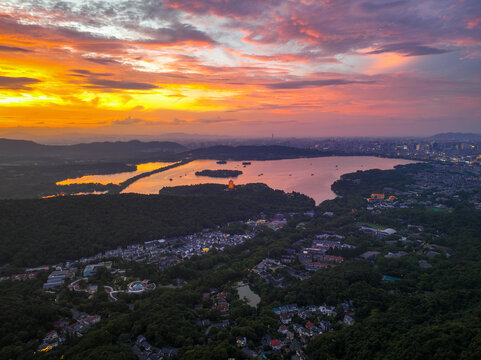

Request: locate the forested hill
(429, 132), (481, 142)
(0, 139), (325, 162)
(0, 142), (324, 199)
(0, 184), (314, 266)
(182, 145), (320, 160)
(0, 138), (186, 161)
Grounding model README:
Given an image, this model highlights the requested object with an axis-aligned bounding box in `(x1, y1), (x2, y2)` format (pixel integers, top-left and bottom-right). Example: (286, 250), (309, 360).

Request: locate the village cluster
(36, 312), (101, 353)
(365, 163), (481, 211)
(1, 212), (297, 292)
(264, 301), (355, 352)
(251, 233), (356, 288)
(1, 214), (297, 355)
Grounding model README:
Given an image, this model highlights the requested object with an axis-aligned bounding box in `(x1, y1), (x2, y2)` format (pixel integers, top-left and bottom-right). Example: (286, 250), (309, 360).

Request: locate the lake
(121, 157), (414, 204)
(56, 162), (175, 185)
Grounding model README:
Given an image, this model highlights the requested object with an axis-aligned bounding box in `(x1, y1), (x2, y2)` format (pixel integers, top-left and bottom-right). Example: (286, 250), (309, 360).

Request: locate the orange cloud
(0, 0), (479, 137)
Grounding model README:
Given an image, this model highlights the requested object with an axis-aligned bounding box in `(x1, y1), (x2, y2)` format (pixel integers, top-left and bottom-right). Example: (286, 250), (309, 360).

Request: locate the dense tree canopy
(2, 164), (480, 359)
(0, 184), (313, 266)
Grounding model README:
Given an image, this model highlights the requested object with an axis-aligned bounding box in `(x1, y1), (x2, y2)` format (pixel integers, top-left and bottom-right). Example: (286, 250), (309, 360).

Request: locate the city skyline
(1, 0), (480, 139)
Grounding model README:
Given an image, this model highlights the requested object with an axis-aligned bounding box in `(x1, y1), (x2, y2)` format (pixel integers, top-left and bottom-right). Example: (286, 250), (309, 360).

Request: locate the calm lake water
(122, 157), (414, 204)
(57, 162), (175, 185)
(236, 282), (261, 308)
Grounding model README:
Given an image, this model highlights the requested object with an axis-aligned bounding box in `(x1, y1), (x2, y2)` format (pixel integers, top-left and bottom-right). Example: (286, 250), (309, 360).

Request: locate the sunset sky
(0, 0), (480, 140)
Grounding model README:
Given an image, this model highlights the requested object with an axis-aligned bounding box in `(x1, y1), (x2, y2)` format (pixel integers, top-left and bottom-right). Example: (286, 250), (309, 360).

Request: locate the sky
(0, 0), (480, 140)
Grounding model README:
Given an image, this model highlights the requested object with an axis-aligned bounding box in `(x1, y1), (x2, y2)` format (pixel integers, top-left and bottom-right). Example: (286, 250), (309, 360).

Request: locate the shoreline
(119, 156), (416, 204)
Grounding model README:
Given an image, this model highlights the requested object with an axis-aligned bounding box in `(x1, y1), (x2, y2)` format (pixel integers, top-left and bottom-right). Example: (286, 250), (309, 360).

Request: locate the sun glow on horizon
(0, 0), (479, 136)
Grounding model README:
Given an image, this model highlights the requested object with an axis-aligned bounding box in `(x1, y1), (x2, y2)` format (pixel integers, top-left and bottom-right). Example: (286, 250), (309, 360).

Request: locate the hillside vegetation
(0, 184), (314, 266)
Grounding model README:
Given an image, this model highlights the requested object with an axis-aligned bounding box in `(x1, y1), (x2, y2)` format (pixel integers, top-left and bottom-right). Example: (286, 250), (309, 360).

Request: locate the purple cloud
(0, 76), (40, 90)
(366, 42), (450, 56)
(143, 23), (215, 45)
(264, 79), (374, 90)
(0, 44), (31, 52)
(164, 0), (282, 18)
(360, 1), (407, 12)
(87, 79), (158, 90)
(84, 57), (121, 65)
(111, 116), (148, 125)
(70, 69), (113, 76)
(196, 117), (236, 124)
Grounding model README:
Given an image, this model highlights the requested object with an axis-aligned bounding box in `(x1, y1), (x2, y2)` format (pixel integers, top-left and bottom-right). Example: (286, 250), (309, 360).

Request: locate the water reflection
(236, 282), (261, 308)
(122, 157), (414, 204)
(56, 162), (175, 185)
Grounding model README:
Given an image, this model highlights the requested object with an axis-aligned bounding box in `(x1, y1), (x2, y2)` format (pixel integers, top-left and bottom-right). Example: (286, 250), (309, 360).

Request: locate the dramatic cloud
(87, 79), (158, 90)
(0, 45), (31, 52)
(0, 0), (479, 136)
(164, 0), (282, 18)
(143, 24), (215, 45)
(366, 42), (450, 56)
(70, 69), (113, 77)
(84, 57), (121, 65)
(111, 116), (148, 126)
(265, 79), (374, 90)
(0, 76), (40, 90)
(360, 1), (407, 12)
(196, 117), (236, 124)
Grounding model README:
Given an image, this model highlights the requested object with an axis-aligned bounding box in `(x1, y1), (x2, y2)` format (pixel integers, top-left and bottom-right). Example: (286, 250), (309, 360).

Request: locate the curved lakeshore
(121, 157), (415, 204)
(111, 160), (190, 194)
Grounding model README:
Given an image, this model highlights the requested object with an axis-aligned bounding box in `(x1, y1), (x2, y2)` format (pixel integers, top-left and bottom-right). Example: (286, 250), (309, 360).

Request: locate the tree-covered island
(195, 169), (243, 178)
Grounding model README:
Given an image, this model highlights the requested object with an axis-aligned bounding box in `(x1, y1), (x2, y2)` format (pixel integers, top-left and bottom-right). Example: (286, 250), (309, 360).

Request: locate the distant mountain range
(430, 132), (481, 141)
(181, 145), (321, 160)
(0, 139), (324, 164)
(0, 138), (186, 161)
(0, 128), (235, 145)
(2, 133), (479, 163)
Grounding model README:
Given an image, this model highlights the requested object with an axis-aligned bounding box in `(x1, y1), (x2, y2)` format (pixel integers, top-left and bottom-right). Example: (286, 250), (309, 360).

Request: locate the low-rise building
(83, 262), (110, 276)
(358, 251), (381, 261)
(43, 270), (69, 290)
(270, 339), (282, 350)
(343, 315), (355, 326)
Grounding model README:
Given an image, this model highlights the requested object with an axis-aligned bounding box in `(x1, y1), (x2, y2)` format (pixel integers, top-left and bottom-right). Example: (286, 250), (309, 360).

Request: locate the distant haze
(1, 129), (480, 146)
